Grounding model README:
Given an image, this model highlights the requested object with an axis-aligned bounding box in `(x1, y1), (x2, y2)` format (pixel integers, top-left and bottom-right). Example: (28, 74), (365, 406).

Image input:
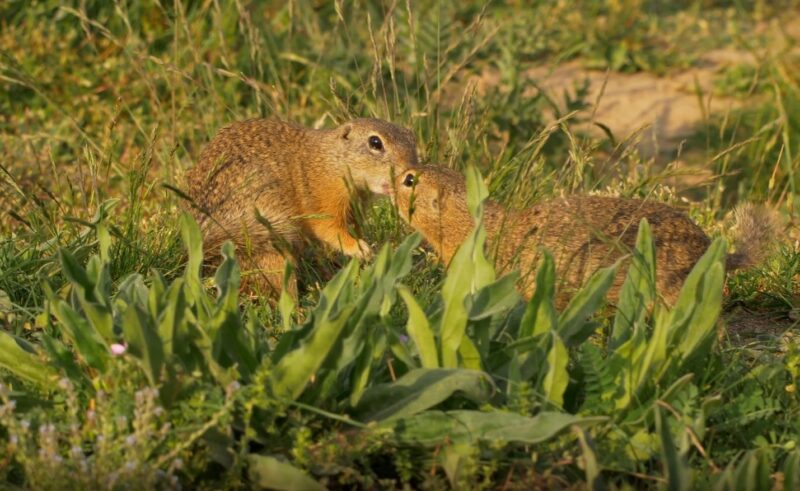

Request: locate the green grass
(1, 0), (800, 489)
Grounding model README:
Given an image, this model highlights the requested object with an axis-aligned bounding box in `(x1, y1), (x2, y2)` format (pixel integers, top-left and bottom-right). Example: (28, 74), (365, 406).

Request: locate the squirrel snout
(365, 177), (392, 196)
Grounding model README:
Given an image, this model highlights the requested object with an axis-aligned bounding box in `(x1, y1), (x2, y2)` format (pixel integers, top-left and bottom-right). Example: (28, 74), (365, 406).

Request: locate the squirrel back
(392, 165), (778, 307)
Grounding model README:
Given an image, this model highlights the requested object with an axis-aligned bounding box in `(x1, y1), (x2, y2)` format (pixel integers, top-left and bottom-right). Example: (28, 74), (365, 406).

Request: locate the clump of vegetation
(1, 0), (798, 488)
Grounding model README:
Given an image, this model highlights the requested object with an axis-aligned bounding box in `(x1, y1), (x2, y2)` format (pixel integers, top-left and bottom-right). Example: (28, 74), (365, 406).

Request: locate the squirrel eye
(368, 135), (384, 151)
(403, 174), (415, 187)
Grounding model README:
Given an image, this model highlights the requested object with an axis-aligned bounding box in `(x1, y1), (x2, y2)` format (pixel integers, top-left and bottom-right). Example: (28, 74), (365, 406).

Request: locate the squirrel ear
(339, 124), (352, 140)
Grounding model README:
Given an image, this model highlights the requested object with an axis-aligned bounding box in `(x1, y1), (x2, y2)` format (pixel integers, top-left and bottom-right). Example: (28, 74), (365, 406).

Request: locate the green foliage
(246, 454), (325, 491)
(386, 410), (605, 446)
(0, 189), (747, 488)
(355, 368), (493, 422)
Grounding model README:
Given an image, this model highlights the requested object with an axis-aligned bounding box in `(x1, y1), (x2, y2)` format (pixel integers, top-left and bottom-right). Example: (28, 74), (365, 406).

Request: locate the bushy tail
(725, 203), (780, 271)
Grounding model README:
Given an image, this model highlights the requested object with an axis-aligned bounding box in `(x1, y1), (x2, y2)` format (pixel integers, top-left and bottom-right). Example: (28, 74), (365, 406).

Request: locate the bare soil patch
(464, 16), (800, 167)
(723, 305), (797, 347)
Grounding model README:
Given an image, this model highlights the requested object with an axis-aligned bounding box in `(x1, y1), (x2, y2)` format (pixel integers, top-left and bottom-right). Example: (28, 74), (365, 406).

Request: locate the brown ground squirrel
(185, 118), (419, 296)
(392, 165), (777, 307)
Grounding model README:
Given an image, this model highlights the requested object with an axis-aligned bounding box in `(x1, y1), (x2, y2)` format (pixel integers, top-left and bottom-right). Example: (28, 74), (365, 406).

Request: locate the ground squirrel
(392, 165), (777, 307)
(185, 118), (419, 296)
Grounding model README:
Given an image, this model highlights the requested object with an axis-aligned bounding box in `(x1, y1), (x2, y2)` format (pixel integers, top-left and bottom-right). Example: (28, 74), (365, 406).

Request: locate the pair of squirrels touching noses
(185, 117), (777, 308)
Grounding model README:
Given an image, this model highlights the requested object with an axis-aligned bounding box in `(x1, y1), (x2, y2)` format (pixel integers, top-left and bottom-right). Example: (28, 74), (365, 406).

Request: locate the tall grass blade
(611, 218), (656, 350)
(398, 285), (439, 368)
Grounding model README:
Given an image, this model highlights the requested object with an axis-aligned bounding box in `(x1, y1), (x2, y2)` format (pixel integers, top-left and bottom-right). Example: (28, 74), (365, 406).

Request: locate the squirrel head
(392, 165), (473, 263)
(329, 118), (419, 195)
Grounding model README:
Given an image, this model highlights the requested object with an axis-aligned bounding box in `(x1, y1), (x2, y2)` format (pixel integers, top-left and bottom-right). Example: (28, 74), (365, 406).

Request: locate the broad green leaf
(387, 409), (606, 446)
(630, 314), (669, 399)
(271, 299), (356, 399)
(348, 331), (382, 407)
(58, 249), (114, 342)
(458, 336), (482, 370)
(386, 232), (422, 281)
(611, 218), (656, 350)
(122, 305), (164, 386)
(656, 239), (726, 383)
(58, 248), (94, 293)
(467, 272), (521, 321)
(439, 229), (476, 368)
(41, 334), (89, 388)
(85, 255), (111, 300)
(0, 331), (58, 388)
(51, 300), (109, 372)
(514, 253), (557, 376)
(574, 427), (602, 491)
(327, 283), (380, 376)
(674, 263), (724, 362)
(214, 242), (241, 314)
(440, 167), (495, 368)
(609, 323), (648, 410)
(506, 355), (522, 393)
(216, 316), (258, 381)
(247, 454), (325, 491)
(278, 260), (296, 334)
(96, 221), (112, 263)
(666, 238), (725, 346)
(398, 285), (438, 368)
(783, 451), (800, 491)
(76, 297), (114, 343)
(115, 274), (148, 311)
(440, 222), (496, 367)
(519, 251), (557, 338)
(355, 368), (493, 422)
(441, 443), (475, 489)
(271, 260), (357, 363)
(0, 290), (11, 321)
(208, 243), (258, 379)
(274, 307), (354, 400)
(464, 164), (489, 219)
(156, 279), (186, 358)
(386, 328), (419, 370)
(713, 450), (770, 491)
(656, 406), (690, 491)
(148, 269), (168, 319)
(735, 451), (770, 491)
(558, 261), (620, 347)
(363, 241), (391, 286)
(325, 237), (418, 395)
(470, 224), (497, 289)
(180, 213), (205, 303)
(542, 332), (569, 407)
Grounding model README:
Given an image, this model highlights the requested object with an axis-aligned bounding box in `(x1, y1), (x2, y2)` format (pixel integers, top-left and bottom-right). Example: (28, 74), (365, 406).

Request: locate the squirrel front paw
(349, 239), (373, 261)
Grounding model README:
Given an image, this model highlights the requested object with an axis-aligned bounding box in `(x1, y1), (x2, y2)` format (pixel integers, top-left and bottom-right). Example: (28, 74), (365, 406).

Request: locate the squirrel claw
(350, 239), (373, 262)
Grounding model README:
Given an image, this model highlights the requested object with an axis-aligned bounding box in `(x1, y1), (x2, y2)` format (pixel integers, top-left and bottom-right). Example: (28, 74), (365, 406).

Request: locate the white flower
(110, 343), (127, 355)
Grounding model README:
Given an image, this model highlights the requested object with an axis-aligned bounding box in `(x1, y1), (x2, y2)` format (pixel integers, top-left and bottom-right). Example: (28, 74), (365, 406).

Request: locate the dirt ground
(723, 304), (798, 346)
(464, 15), (800, 187)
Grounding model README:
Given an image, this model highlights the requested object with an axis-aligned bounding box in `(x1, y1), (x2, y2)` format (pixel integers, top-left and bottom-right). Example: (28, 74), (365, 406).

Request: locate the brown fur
(393, 165), (776, 307)
(185, 118), (418, 296)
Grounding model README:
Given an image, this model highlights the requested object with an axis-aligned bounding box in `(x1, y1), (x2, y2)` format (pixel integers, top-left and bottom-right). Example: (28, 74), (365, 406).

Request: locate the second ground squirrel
(185, 118), (419, 296)
(392, 165), (777, 307)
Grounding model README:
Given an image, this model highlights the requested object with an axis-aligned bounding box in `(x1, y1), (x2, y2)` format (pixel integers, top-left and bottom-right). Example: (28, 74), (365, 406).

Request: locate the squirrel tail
(725, 202), (779, 271)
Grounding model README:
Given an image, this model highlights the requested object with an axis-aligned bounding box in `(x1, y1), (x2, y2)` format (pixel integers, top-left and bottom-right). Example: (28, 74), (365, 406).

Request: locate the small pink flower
(110, 343), (127, 356)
